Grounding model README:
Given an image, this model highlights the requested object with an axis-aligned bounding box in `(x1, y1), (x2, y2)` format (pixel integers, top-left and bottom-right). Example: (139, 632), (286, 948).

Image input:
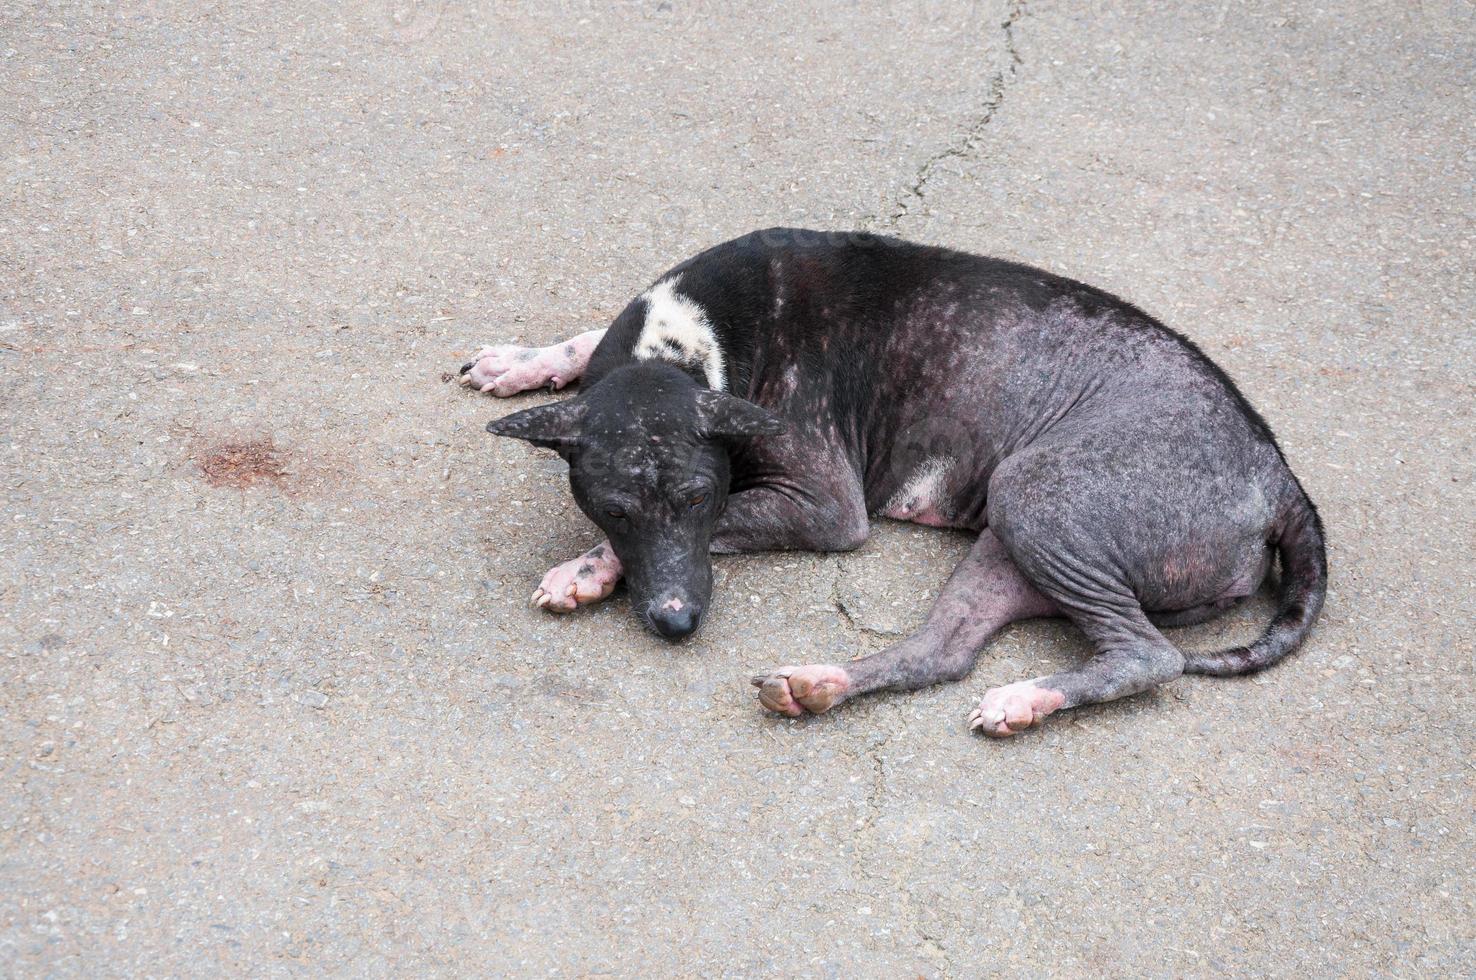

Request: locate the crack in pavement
(849, 731), (957, 976)
(830, 560), (904, 642)
(887, 0), (1028, 226)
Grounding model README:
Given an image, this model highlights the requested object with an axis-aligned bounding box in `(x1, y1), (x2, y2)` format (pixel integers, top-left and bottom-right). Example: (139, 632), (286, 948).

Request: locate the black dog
(465, 229), (1326, 736)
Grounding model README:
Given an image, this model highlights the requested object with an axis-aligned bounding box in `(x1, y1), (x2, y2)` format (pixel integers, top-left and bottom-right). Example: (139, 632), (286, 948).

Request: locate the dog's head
(487, 361), (783, 639)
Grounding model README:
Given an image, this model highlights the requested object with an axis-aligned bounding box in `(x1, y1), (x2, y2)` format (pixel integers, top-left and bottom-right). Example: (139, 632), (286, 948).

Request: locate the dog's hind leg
(967, 602), (1186, 738)
(752, 530), (1056, 717)
(966, 491), (1189, 736)
(460, 328), (606, 396)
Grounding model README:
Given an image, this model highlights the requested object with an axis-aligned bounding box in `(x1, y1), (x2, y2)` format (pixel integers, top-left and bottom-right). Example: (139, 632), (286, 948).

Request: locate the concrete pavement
(2, 0), (1472, 974)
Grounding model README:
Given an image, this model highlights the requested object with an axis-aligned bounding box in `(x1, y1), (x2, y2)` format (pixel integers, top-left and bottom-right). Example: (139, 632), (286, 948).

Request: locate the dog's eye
(606, 508), (626, 520)
(688, 494), (706, 509)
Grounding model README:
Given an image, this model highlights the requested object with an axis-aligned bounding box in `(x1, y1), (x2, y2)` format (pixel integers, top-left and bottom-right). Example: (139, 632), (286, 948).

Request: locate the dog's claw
(968, 680), (1065, 738)
(530, 545), (623, 614)
(459, 360), (475, 375)
(752, 664), (852, 717)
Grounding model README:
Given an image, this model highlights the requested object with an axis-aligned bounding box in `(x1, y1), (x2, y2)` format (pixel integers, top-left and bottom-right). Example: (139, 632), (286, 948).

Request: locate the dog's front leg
(531, 540), (622, 612)
(711, 482), (869, 555)
(460, 328), (606, 396)
(531, 482), (865, 615)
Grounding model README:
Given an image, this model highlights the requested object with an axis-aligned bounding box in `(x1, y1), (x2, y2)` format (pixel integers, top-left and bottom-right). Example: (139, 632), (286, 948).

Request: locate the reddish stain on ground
(198, 439), (290, 489)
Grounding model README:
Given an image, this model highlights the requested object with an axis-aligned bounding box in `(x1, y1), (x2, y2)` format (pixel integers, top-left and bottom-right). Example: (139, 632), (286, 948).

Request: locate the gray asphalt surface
(3, 0), (1473, 975)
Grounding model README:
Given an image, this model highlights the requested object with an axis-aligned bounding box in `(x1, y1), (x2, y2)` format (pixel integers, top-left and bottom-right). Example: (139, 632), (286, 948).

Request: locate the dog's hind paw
(967, 679), (1065, 737)
(751, 664), (852, 717)
(460, 343), (574, 396)
(531, 543), (622, 613)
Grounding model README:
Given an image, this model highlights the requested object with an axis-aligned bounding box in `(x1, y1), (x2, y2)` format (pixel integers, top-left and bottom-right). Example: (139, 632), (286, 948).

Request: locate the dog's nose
(648, 599), (701, 640)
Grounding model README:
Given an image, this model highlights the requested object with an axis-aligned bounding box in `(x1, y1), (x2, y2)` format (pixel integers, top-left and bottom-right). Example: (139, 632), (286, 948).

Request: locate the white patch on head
(883, 456), (955, 519)
(634, 275), (727, 391)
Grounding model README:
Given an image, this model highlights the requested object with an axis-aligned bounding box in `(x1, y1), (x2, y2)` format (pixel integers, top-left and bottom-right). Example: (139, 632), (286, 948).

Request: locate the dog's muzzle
(647, 594), (702, 640)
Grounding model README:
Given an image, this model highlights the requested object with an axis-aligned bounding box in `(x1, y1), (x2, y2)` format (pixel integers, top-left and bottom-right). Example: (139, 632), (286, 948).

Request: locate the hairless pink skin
(967, 680), (1067, 737)
(460, 329), (606, 396)
(753, 665), (852, 717)
(881, 498), (954, 528)
(531, 541), (622, 612)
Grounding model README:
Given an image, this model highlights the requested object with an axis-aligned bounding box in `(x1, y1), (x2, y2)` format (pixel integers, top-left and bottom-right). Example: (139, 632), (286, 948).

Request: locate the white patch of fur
(634, 275), (727, 391)
(883, 456), (955, 517)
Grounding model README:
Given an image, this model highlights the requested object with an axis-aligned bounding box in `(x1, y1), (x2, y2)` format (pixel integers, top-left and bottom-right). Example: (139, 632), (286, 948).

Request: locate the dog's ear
(694, 389), (786, 440)
(485, 398), (587, 452)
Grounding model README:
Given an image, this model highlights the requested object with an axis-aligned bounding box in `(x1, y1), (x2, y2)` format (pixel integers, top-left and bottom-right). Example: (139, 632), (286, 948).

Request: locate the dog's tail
(1183, 487), (1327, 677)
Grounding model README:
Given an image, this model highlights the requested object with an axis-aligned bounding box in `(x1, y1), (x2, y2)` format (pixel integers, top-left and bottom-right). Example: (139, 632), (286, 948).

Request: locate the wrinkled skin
(472, 228), (1327, 734)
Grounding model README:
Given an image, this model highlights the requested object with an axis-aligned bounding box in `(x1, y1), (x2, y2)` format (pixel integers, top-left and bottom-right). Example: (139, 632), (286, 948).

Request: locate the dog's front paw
(751, 664), (852, 717)
(967, 679), (1065, 737)
(531, 543), (622, 613)
(460, 343), (573, 396)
